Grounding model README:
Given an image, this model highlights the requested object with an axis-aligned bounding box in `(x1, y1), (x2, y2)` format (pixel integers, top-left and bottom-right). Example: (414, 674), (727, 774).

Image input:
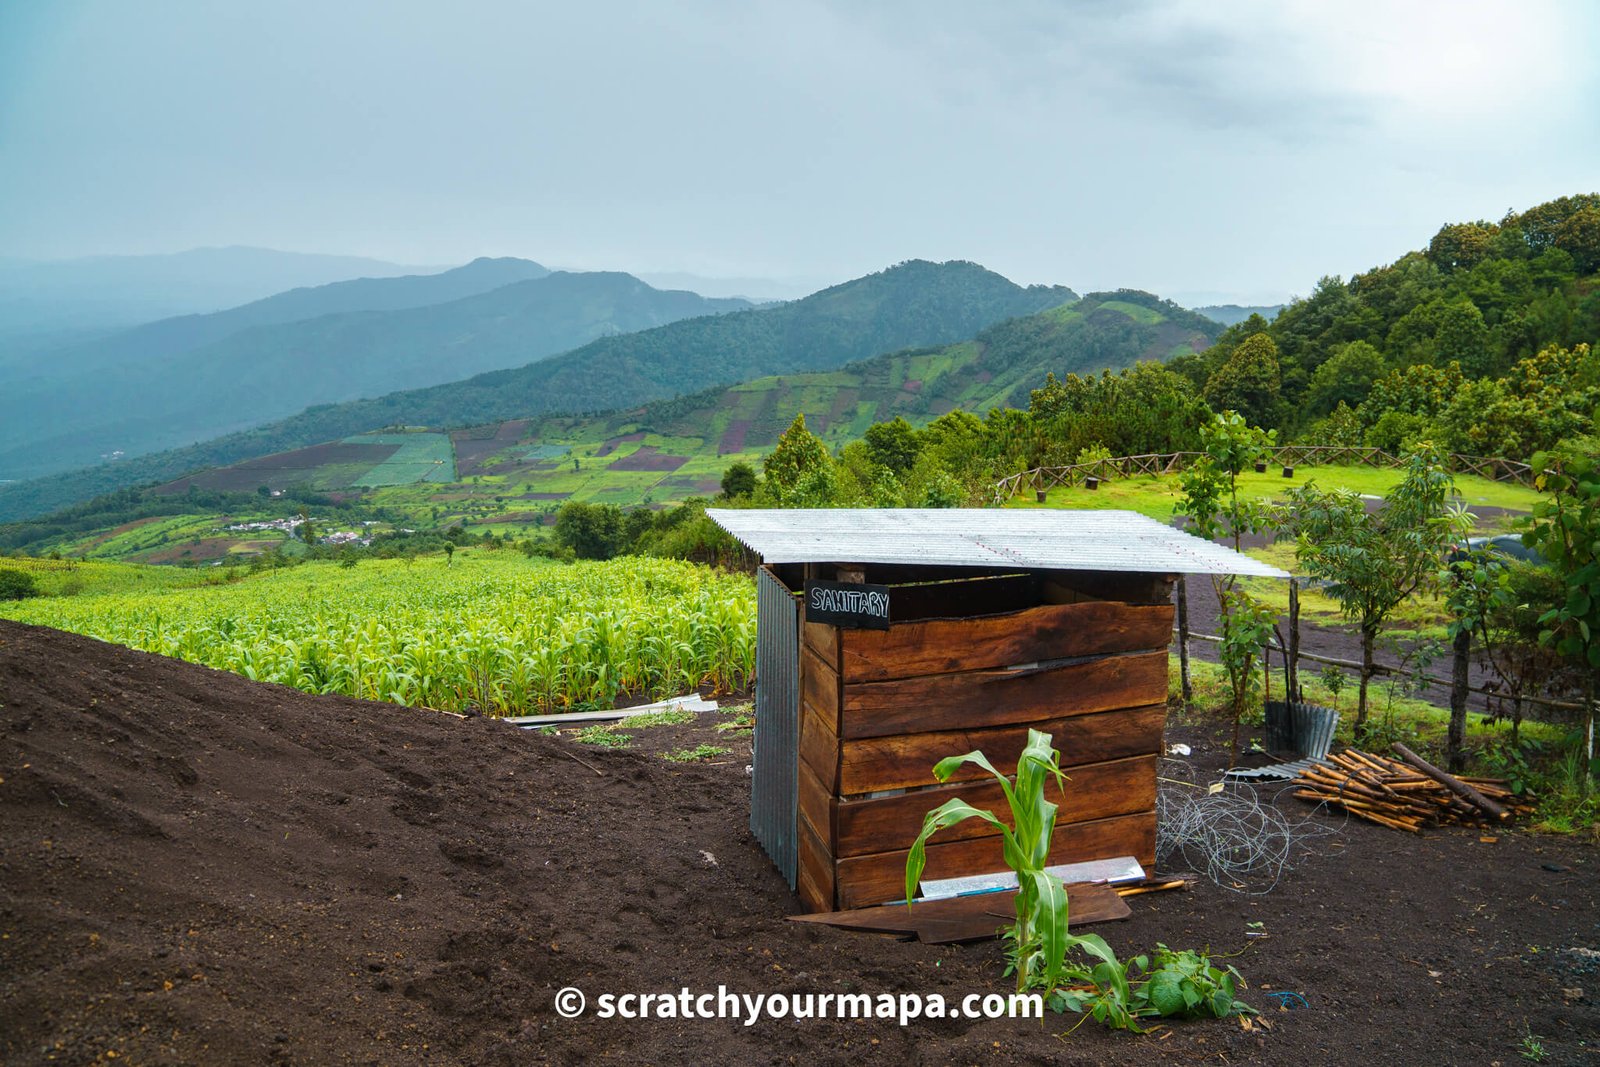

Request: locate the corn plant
(0, 554), (756, 717)
(903, 728), (1073, 994)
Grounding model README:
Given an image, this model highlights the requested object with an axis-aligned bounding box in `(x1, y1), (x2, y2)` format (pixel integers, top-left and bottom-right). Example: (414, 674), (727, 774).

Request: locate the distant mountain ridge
(0, 246), (433, 337)
(0, 260), (1076, 522)
(0, 267), (745, 482)
(1193, 304), (1285, 327)
(0, 287), (1218, 556)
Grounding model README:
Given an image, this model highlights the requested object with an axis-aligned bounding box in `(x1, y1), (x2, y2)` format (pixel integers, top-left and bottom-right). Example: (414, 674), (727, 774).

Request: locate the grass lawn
(1007, 464), (1542, 523)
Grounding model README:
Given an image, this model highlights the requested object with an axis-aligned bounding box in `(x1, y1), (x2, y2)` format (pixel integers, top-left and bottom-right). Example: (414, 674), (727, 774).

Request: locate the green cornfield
(1, 553), (756, 715)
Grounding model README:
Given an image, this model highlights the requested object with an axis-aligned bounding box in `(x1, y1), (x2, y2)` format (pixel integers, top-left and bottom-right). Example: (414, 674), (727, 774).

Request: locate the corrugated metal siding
(752, 566), (801, 887)
(707, 508), (1287, 578)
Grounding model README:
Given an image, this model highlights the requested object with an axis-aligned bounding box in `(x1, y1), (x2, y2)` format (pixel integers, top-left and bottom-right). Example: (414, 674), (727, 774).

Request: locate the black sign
(804, 580), (892, 630)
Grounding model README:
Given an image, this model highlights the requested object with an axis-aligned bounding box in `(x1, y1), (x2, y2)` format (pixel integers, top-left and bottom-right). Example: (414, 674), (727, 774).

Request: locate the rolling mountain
(2, 256), (551, 381)
(1193, 304), (1285, 327)
(0, 246), (433, 338)
(0, 289), (1217, 556)
(0, 269), (748, 482)
(0, 260), (1075, 523)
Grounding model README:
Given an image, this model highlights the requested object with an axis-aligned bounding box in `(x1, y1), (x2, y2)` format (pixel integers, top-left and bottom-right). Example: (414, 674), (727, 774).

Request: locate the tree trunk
(1176, 578), (1193, 712)
(1447, 626), (1471, 773)
(1356, 626), (1375, 733)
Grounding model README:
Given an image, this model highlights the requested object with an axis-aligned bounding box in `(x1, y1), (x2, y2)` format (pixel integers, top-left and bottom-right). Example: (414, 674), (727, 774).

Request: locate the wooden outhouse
(708, 508), (1285, 913)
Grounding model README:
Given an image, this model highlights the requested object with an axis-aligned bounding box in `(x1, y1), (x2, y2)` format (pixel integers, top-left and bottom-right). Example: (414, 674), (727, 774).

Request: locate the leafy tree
(0, 568), (40, 601)
(1306, 341), (1386, 415)
(1276, 448), (1473, 733)
(1523, 438), (1600, 785)
(863, 416), (922, 475)
(1555, 206), (1600, 275)
(1433, 300), (1494, 377)
(1202, 334), (1281, 428)
(1427, 221), (1498, 272)
(553, 501), (625, 560)
(1175, 412), (1277, 761)
(759, 414), (836, 507)
(719, 461), (757, 500)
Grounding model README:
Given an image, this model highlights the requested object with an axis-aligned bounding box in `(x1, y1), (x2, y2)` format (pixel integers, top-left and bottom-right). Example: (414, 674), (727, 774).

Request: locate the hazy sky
(3, 0), (1597, 304)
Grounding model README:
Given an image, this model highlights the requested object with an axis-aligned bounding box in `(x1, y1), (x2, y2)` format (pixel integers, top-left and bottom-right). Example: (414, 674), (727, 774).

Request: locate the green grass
(1011, 465), (1541, 523)
(572, 725), (632, 748)
(1172, 657), (1570, 759)
(661, 743), (729, 762)
(626, 708), (696, 728)
(1097, 300), (1166, 325)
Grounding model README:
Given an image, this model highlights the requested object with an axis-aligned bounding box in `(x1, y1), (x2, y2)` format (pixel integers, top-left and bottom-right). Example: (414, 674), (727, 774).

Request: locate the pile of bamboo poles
(1291, 744), (1534, 832)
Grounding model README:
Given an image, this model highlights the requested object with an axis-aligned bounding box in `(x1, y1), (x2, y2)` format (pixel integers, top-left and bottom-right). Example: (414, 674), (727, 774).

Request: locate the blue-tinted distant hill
(0, 246), (434, 337)
(0, 269), (747, 481)
(0, 260), (1076, 521)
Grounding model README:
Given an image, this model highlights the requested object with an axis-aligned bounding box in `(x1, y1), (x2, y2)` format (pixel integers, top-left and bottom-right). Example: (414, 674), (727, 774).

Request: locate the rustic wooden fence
(993, 447), (1536, 505)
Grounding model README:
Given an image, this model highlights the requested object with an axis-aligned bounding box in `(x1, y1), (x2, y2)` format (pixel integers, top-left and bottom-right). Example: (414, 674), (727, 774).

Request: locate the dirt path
(2, 619), (1595, 1065)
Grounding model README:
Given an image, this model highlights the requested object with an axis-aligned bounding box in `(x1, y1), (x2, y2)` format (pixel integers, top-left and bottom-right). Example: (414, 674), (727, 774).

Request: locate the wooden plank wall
(795, 570), (1173, 912)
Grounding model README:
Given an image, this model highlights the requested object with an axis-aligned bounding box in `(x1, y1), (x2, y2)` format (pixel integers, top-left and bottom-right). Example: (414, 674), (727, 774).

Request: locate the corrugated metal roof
(706, 508), (1287, 577)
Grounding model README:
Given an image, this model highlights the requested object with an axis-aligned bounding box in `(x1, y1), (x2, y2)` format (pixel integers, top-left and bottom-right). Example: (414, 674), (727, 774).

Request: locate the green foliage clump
(1276, 447), (1473, 732)
(0, 568), (41, 601)
(661, 744), (729, 762)
(905, 731), (1254, 1032)
(572, 726), (632, 748)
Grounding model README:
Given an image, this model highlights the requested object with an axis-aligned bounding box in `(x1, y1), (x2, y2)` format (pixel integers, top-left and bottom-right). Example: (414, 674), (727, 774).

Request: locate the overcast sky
(2, 0), (1596, 304)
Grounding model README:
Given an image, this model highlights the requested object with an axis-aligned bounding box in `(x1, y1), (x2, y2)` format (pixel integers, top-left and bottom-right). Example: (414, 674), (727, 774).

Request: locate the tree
(1276, 448), (1472, 733)
(0, 568), (40, 601)
(760, 414), (836, 508)
(1555, 206), (1600, 275)
(553, 501), (625, 560)
(1306, 341), (1386, 415)
(1202, 333), (1281, 428)
(719, 461), (757, 500)
(863, 417), (922, 475)
(1174, 411), (1277, 761)
(1426, 221), (1498, 272)
(1523, 439), (1600, 785)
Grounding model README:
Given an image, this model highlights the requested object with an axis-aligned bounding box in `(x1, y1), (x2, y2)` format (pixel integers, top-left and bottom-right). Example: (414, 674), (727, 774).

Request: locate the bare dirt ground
(2, 619), (1597, 1066)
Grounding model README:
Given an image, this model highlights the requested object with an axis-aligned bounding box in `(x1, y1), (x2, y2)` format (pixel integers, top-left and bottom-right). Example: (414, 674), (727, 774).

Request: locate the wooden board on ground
(787, 881), (1131, 944)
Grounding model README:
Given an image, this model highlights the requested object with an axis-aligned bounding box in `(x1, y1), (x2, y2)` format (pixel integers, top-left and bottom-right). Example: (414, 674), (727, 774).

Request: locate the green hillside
(2, 290), (1216, 559)
(0, 268), (744, 482)
(0, 260), (1074, 523)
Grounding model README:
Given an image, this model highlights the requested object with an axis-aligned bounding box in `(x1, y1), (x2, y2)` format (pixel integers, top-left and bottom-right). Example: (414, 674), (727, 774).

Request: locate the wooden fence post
(1288, 578), (1301, 703)
(1448, 626), (1471, 773)
(1176, 577), (1193, 711)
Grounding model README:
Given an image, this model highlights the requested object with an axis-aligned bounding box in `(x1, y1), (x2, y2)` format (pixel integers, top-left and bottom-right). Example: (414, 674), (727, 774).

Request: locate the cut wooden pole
(1391, 742), (1509, 820)
(1176, 577), (1193, 711)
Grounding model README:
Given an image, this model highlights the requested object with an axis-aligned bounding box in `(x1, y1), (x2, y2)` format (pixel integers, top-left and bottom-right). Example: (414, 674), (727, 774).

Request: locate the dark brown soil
(3, 619), (1596, 1066)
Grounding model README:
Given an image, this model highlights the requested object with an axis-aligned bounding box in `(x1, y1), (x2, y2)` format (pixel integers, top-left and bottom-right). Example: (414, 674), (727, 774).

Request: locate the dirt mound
(3, 620), (1596, 1065)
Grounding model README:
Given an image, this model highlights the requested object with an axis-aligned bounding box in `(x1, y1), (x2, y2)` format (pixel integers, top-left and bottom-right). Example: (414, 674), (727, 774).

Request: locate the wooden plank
(798, 694), (840, 795)
(834, 811), (1157, 910)
(839, 651), (1167, 740)
(797, 757), (835, 852)
(839, 601), (1172, 683)
(839, 703), (1165, 795)
(802, 620), (839, 671)
(801, 644), (840, 733)
(796, 808), (835, 913)
(833, 755), (1156, 858)
(787, 881), (1130, 942)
